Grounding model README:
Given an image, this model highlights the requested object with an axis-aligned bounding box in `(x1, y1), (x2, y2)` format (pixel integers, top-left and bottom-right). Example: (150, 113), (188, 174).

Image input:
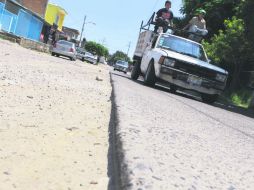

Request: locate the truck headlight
(164, 58), (176, 67)
(216, 73), (227, 82)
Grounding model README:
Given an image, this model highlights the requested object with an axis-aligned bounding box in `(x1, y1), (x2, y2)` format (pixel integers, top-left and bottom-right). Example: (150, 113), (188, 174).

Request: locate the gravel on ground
(0, 39), (112, 190)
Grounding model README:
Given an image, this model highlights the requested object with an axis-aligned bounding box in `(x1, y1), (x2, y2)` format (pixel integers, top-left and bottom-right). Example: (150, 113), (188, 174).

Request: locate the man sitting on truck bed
(183, 9), (208, 42)
(154, 1), (174, 33)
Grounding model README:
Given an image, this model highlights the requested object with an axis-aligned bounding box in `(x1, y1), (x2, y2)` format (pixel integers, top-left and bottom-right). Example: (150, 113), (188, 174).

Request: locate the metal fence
(0, 1), (43, 41)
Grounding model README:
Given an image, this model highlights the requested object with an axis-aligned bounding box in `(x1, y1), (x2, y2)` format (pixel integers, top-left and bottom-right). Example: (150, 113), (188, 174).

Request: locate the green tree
(203, 17), (246, 91)
(85, 41), (109, 57)
(179, 0), (242, 38)
(108, 51), (130, 64)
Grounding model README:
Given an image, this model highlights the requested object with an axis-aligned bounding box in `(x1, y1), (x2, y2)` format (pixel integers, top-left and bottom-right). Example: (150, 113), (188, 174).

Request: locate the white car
(131, 31), (228, 104)
(51, 40), (77, 61)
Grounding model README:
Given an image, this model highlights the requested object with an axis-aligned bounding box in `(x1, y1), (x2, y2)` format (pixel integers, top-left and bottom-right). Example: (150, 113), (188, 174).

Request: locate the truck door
(141, 44), (152, 73)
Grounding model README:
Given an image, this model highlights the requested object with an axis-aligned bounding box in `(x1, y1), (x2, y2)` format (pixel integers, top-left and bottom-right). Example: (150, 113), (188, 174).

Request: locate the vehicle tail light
(69, 48), (74, 52)
(158, 56), (165, 64)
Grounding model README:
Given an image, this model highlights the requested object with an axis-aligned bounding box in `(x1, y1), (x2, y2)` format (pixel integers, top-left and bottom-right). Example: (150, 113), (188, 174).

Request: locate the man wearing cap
(183, 9), (208, 41)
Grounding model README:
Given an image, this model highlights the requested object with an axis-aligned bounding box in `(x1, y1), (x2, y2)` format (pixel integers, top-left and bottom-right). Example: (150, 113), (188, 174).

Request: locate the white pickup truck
(131, 30), (228, 103)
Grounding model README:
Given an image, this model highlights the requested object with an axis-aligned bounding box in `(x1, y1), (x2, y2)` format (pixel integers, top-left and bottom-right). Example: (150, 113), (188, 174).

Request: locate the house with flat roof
(44, 3), (67, 32)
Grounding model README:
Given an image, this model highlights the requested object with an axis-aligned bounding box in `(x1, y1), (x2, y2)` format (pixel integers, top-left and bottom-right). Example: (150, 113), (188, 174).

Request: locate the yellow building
(45, 3), (67, 31)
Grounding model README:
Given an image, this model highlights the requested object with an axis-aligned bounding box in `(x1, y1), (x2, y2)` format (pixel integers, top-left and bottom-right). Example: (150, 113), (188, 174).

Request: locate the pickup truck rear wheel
(201, 94), (218, 104)
(131, 61), (141, 80)
(144, 60), (156, 87)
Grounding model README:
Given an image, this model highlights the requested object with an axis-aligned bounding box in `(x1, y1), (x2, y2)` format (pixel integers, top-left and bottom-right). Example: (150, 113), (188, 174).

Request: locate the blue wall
(0, 2), (43, 41)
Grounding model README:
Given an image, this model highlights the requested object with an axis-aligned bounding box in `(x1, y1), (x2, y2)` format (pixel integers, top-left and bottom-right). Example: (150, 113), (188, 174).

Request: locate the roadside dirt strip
(111, 72), (254, 190)
(0, 39), (113, 190)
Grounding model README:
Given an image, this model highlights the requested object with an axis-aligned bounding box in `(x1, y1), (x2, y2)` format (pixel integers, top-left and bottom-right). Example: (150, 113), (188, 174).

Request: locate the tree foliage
(180, 0), (242, 38)
(85, 41), (109, 57)
(179, 0), (254, 106)
(108, 51), (130, 64)
(203, 17), (246, 90)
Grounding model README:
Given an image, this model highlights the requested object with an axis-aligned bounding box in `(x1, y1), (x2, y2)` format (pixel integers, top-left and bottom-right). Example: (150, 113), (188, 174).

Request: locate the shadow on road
(111, 71), (254, 119)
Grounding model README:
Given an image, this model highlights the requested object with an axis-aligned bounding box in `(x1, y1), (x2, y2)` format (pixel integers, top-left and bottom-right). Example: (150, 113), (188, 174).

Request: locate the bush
(230, 89), (252, 108)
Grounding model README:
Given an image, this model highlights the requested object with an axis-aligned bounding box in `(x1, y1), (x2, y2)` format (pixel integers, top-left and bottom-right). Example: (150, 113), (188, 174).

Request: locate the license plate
(187, 76), (202, 86)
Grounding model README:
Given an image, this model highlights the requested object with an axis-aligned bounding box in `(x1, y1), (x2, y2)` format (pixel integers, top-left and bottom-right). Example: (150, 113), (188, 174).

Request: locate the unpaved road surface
(111, 71), (254, 190)
(0, 39), (112, 190)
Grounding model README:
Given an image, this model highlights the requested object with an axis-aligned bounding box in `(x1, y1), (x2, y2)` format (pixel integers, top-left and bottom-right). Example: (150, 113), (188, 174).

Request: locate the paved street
(1, 37), (254, 190)
(111, 70), (254, 190)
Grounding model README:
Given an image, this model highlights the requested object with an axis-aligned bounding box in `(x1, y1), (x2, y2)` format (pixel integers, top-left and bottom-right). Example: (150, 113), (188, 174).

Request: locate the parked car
(114, 60), (129, 74)
(83, 52), (97, 64)
(51, 40), (77, 61)
(76, 47), (86, 61)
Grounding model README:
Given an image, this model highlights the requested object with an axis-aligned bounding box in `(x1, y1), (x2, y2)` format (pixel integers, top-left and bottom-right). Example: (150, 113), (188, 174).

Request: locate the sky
(49, 0), (183, 57)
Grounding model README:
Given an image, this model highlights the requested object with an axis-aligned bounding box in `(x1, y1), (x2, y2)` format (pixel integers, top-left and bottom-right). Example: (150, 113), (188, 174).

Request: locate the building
(44, 3), (67, 31)
(0, 0), (45, 41)
(62, 26), (79, 41)
(14, 0), (48, 17)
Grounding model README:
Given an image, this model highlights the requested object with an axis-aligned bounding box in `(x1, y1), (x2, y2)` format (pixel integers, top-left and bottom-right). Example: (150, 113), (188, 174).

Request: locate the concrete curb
(0, 31), (19, 43)
(109, 73), (132, 190)
(0, 31), (50, 53)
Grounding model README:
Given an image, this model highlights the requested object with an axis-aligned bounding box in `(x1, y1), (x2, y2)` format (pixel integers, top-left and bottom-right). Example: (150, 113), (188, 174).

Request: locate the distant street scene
(0, 0), (254, 190)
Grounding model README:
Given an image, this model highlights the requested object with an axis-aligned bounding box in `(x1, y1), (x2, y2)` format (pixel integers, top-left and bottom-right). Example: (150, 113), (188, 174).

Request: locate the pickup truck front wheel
(144, 60), (156, 87)
(131, 61), (141, 80)
(201, 94), (218, 104)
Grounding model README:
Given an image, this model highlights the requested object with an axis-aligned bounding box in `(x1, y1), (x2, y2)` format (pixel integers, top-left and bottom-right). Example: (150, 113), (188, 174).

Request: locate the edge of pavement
(108, 72), (131, 190)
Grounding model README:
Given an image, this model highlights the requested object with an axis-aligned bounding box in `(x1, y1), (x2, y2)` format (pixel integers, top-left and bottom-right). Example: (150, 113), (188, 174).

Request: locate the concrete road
(111, 70), (254, 190)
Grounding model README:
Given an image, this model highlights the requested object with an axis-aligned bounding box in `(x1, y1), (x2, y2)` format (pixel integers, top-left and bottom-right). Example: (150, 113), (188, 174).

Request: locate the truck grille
(174, 60), (217, 80)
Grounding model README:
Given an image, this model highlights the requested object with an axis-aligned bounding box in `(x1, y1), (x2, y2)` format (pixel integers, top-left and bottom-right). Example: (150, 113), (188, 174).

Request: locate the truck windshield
(157, 35), (208, 62)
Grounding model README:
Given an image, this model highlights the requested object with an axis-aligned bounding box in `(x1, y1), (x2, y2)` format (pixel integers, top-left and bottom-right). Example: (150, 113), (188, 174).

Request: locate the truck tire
(131, 61), (141, 80)
(201, 94), (218, 104)
(144, 60), (156, 87)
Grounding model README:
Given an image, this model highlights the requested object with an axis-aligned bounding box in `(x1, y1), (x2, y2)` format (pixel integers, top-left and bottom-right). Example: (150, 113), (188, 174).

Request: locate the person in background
(51, 29), (56, 46)
(183, 9), (208, 41)
(154, 1), (174, 33)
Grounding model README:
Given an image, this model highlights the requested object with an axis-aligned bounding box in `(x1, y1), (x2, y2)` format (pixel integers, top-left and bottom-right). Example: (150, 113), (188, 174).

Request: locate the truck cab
(131, 30), (228, 104)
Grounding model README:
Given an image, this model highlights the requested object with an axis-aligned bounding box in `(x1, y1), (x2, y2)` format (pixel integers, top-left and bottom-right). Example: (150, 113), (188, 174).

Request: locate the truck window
(157, 35), (208, 62)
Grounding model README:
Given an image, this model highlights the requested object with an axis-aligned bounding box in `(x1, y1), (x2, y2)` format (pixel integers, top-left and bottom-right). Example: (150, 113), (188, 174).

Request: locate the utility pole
(126, 41), (131, 58)
(79, 15), (86, 47)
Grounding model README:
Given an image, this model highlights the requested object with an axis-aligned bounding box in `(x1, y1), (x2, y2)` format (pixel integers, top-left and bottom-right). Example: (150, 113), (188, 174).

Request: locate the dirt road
(0, 39), (112, 190)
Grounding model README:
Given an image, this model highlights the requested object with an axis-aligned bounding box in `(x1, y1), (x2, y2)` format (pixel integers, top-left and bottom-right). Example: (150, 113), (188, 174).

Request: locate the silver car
(114, 60), (129, 74)
(76, 47), (86, 62)
(51, 40), (77, 61)
(83, 52), (97, 64)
